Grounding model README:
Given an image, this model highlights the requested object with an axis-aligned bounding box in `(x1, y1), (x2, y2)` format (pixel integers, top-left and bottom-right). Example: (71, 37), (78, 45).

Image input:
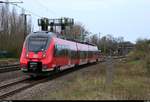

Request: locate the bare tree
(0, 4), (32, 58)
(65, 22), (88, 41)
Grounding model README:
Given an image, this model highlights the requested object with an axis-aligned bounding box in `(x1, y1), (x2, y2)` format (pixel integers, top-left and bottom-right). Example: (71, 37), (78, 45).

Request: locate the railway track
(0, 62), (97, 100)
(0, 56), (126, 99)
(0, 76), (47, 99)
(0, 72), (44, 99)
(0, 56), (126, 73)
(0, 64), (20, 73)
(0, 77), (29, 90)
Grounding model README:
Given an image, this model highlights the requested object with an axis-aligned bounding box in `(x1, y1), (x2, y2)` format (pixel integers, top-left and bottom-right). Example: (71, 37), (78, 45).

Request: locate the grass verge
(41, 59), (150, 100)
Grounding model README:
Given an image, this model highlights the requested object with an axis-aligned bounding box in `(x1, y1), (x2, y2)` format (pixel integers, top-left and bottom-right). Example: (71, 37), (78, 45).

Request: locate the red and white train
(20, 31), (101, 77)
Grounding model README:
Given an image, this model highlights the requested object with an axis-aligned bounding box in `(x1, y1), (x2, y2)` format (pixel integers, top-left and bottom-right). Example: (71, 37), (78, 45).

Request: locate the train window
(54, 44), (70, 57)
(88, 51), (93, 58)
(71, 50), (78, 59)
(88, 51), (90, 57)
(80, 51), (85, 59)
(28, 37), (48, 52)
(75, 51), (78, 59)
(79, 51), (82, 59)
(65, 48), (69, 57)
(54, 44), (62, 56)
(54, 45), (58, 56)
(61, 49), (66, 56)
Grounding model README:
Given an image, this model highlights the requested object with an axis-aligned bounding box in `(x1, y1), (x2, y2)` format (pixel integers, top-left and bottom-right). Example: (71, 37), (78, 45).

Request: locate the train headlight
(42, 51), (46, 58)
(43, 54), (46, 58)
(26, 53), (29, 58)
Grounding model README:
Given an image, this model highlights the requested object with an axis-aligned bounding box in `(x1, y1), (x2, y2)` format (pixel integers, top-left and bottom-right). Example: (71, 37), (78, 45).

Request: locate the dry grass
(110, 60), (150, 100)
(0, 58), (19, 65)
(43, 59), (150, 100)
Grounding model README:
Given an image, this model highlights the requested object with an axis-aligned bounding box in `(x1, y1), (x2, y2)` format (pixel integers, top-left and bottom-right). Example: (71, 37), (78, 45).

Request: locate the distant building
(117, 41), (134, 56)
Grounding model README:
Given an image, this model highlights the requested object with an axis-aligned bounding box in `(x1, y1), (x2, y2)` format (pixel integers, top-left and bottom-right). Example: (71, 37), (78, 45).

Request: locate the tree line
(0, 4), (31, 58)
(79, 31), (134, 56)
(62, 22), (134, 56)
(0, 4), (134, 58)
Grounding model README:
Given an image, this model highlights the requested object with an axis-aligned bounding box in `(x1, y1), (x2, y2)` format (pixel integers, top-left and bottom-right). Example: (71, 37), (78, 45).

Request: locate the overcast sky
(10, 0), (150, 43)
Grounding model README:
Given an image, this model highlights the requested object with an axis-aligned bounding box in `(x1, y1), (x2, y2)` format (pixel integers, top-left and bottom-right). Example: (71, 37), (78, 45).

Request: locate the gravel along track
(0, 64), (20, 73)
(0, 70), (27, 82)
(0, 56), (123, 100)
(2, 57), (124, 100)
(0, 64), (86, 100)
(0, 77), (48, 100)
(4, 63), (100, 100)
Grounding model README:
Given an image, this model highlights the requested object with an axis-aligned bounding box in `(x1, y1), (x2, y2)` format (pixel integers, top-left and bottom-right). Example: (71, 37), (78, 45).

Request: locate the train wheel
(30, 74), (37, 78)
(75, 64), (79, 68)
(96, 59), (98, 63)
(54, 67), (60, 73)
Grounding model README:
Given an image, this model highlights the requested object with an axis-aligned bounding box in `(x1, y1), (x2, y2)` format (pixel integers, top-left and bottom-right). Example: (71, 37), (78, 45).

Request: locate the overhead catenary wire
(33, 0), (57, 17)
(8, 2), (42, 35)
(0, 0), (42, 18)
(1, 0), (57, 18)
(12, 3), (42, 18)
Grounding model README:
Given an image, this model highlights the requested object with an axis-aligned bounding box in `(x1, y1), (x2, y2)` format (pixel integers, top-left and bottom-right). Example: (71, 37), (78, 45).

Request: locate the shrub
(144, 55), (150, 75)
(128, 39), (150, 75)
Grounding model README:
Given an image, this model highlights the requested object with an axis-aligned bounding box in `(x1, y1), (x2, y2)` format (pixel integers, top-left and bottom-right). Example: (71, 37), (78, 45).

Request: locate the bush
(0, 51), (14, 58)
(127, 50), (144, 61)
(128, 39), (150, 75)
(128, 39), (149, 59)
(144, 55), (150, 75)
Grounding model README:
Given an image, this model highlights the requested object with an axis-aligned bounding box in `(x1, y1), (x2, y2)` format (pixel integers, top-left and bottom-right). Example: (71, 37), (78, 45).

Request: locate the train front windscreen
(28, 37), (48, 52)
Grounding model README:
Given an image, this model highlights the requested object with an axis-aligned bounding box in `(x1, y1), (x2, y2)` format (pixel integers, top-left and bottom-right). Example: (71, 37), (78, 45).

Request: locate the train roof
(26, 31), (97, 47)
(31, 31), (56, 37)
(64, 38), (97, 46)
